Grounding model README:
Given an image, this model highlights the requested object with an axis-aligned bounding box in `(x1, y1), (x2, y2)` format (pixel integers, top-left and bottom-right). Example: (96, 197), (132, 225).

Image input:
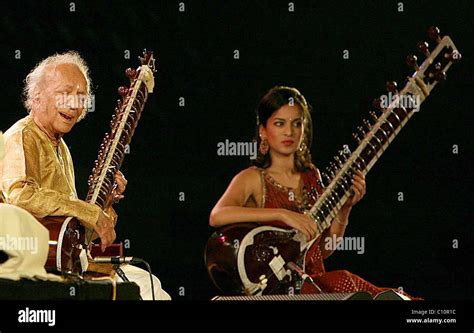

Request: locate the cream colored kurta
(0, 116), (101, 228)
(0, 116), (171, 300)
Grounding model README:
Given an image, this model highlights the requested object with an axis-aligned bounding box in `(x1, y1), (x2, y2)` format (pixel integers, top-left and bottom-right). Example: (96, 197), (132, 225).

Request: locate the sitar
(44, 50), (156, 274)
(205, 27), (461, 295)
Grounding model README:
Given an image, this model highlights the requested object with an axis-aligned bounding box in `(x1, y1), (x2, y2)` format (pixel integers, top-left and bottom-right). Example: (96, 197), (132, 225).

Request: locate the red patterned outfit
(259, 167), (419, 299)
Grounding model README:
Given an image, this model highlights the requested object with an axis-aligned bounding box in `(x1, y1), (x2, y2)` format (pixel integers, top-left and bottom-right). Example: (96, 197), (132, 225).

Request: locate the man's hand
(111, 170), (127, 203)
(105, 206), (118, 226)
(94, 210), (116, 252)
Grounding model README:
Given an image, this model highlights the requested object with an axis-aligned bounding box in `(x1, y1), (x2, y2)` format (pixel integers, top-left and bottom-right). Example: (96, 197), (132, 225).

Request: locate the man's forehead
(43, 63), (86, 88)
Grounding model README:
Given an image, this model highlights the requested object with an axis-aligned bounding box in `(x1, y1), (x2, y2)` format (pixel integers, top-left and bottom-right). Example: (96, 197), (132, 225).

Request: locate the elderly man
(0, 51), (170, 300)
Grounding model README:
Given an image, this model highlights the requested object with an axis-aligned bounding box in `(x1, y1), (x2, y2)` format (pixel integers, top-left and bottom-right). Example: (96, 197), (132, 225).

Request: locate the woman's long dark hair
(252, 86), (314, 171)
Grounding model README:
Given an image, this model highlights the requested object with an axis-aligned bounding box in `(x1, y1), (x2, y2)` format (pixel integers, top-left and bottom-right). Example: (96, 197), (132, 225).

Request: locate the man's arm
(7, 178), (101, 229)
(2, 127), (101, 229)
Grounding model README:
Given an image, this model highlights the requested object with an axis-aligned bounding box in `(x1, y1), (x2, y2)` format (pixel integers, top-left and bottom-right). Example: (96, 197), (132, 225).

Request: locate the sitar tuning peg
(369, 110), (378, 122)
(436, 72), (447, 81)
(321, 172), (332, 185)
(428, 62), (447, 82)
(386, 81), (398, 94)
(325, 166), (335, 178)
(352, 132), (361, 143)
(446, 50), (462, 63)
(416, 41), (430, 57)
(406, 54), (419, 71)
(338, 149), (348, 160)
(427, 26), (441, 44)
(357, 125), (366, 136)
(363, 118), (372, 129)
(118, 86), (129, 98)
(125, 68), (137, 80)
(372, 98), (385, 112)
(87, 175), (94, 186)
(337, 152), (345, 162)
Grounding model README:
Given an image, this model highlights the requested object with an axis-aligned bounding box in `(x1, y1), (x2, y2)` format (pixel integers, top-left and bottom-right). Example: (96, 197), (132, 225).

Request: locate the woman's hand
(279, 209), (318, 241)
(342, 170), (366, 210)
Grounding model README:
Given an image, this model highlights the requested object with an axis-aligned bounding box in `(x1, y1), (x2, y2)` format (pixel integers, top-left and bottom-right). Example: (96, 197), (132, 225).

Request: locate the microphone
(286, 261), (310, 280)
(286, 261), (322, 292)
(92, 256), (141, 265)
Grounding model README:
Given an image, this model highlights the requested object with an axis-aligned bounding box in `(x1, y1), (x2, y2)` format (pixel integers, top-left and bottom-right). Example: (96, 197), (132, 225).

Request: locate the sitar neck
(86, 51), (156, 209)
(308, 30), (460, 234)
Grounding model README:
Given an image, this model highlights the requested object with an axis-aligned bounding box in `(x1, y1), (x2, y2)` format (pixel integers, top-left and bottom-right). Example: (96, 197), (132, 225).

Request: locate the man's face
(32, 63), (87, 140)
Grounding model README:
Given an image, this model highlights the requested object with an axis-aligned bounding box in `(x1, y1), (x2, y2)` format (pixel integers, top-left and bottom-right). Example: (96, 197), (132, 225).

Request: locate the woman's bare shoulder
(228, 166), (262, 192)
(235, 166), (261, 181)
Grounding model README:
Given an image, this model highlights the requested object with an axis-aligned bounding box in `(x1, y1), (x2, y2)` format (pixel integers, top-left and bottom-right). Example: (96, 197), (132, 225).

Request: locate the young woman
(210, 86), (418, 298)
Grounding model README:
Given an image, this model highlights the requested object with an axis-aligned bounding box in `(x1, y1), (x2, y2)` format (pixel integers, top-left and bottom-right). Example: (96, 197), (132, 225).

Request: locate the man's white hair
(23, 51), (92, 121)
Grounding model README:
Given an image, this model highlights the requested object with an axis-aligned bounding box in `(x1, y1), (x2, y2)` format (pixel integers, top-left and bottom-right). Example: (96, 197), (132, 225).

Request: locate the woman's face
(260, 104), (304, 156)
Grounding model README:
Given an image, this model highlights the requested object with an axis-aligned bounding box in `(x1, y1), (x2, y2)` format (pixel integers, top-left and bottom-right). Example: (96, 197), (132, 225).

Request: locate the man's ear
(30, 92), (43, 114)
(32, 93), (40, 106)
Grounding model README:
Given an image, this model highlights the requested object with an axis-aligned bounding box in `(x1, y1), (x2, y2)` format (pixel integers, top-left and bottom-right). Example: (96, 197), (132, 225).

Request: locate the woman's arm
(209, 168), (283, 226)
(209, 168), (318, 240)
(320, 170), (366, 259)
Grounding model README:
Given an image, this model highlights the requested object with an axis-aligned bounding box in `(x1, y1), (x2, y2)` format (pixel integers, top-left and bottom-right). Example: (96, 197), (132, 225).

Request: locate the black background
(1, 0), (472, 301)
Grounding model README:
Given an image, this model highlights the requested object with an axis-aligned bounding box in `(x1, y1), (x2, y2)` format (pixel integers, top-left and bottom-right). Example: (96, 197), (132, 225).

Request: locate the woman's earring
(259, 138), (269, 155)
(298, 142), (308, 154)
